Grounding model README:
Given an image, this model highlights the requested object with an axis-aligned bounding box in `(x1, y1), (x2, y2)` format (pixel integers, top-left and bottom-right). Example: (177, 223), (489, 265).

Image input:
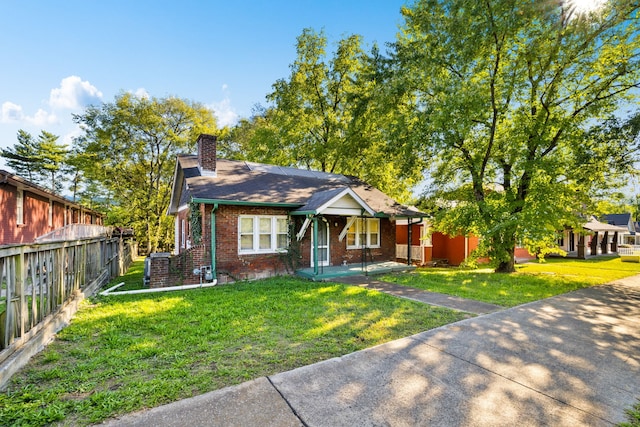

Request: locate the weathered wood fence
(0, 236), (136, 388)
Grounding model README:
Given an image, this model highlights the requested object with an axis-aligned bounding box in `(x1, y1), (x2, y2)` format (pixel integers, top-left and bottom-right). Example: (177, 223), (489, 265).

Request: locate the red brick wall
(294, 215), (396, 267)
(0, 184), (105, 245)
(208, 204), (290, 282)
(0, 184), (19, 244)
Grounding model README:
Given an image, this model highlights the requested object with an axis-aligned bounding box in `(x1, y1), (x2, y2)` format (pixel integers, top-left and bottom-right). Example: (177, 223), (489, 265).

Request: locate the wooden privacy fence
(0, 236), (136, 355)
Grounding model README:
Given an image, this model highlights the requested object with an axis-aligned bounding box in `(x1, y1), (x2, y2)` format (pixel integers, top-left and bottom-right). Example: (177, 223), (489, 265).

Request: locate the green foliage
(1, 260), (465, 426)
(72, 93), (218, 253)
(620, 399), (640, 427)
(189, 201), (202, 246)
(228, 29), (422, 203)
(1, 130), (69, 193)
(391, 0), (640, 271)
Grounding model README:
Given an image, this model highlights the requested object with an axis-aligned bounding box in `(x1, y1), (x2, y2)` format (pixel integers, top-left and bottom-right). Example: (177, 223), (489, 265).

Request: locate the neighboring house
(0, 170), (103, 245)
(396, 220), (481, 266)
(556, 216), (628, 257)
(396, 220), (535, 266)
(603, 213), (639, 246)
(166, 134), (423, 284)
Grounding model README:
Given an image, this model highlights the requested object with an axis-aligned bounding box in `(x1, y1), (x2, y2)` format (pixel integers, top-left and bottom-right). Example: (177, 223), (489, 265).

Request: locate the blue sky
(0, 0), (408, 164)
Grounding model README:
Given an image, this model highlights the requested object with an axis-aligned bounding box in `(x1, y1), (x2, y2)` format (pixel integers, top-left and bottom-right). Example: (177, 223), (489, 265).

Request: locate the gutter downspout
(211, 203), (218, 281)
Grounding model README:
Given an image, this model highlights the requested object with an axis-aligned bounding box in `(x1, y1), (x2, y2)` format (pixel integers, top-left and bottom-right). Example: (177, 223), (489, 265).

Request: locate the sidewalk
(100, 274), (640, 426)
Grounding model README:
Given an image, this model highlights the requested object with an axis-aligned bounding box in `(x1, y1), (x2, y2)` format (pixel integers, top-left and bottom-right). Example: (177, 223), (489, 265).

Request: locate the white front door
(311, 219), (330, 267)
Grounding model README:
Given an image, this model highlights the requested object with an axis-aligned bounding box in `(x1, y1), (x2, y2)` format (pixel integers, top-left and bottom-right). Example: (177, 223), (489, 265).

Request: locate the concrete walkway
(100, 274), (640, 427)
(335, 275), (504, 315)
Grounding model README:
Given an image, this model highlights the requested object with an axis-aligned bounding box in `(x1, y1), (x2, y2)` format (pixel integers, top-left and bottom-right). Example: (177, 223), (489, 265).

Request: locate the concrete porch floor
(296, 261), (415, 281)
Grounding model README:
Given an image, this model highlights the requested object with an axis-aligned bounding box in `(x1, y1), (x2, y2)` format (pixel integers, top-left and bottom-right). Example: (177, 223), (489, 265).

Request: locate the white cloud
(28, 108), (58, 126)
(209, 84), (239, 128)
(49, 75), (103, 110)
(134, 88), (150, 99)
(1, 102), (57, 125)
(1, 101), (24, 123)
(210, 98), (239, 128)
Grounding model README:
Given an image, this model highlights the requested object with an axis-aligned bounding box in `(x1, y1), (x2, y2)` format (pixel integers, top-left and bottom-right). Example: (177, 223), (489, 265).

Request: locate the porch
(297, 261), (415, 281)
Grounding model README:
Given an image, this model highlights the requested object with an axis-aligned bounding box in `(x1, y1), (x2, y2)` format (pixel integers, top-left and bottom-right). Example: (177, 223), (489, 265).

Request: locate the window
(239, 216), (289, 254)
(181, 219), (186, 249)
(346, 218), (380, 249)
(48, 201), (53, 227)
(16, 189), (24, 225)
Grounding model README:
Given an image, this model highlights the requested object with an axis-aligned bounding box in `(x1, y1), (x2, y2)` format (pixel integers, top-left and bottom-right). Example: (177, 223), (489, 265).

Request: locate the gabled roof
(583, 216), (628, 233)
(291, 187), (376, 217)
(168, 155), (423, 218)
(603, 213), (632, 227)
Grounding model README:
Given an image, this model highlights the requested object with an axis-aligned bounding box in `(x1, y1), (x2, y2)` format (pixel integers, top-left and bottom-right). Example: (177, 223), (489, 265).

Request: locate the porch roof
(291, 187), (376, 217)
(583, 216), (628, 233)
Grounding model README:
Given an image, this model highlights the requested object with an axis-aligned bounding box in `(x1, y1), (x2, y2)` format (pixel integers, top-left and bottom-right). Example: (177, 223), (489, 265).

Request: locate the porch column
(577, 234), (586, 259)
(590, 232), (598, 255)
(601, 231), (608, 254)
(313, 216), (319, 276)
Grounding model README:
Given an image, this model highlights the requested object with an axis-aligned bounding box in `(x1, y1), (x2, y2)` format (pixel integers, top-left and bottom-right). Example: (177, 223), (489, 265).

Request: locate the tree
(37, 130), (69, 194)
(1, 130), (40, 181)
(253, 28), (421, 202)
(1, 130), (69, 193)
(72, 93), (217, 253)
(391, 0), (640, 272)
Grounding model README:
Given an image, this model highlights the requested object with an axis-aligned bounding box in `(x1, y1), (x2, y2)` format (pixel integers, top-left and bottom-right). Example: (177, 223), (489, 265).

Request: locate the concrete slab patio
(100, 274), (640, 427)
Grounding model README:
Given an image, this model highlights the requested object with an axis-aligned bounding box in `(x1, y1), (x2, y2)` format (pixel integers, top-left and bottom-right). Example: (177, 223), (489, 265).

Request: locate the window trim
(16, 189), (24, 225)
(346, 217), (381, 249)
(238, 215), (289, 254)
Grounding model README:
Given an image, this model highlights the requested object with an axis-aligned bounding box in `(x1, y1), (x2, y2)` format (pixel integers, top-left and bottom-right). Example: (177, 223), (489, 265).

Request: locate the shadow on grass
(0, 276), (467, 426)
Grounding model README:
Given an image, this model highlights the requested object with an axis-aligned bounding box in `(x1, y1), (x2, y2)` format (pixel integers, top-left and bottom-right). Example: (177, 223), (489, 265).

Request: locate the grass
(620, 399), (640, 427)
(380, 256), (640, 307)
(0, 259), (468, 426)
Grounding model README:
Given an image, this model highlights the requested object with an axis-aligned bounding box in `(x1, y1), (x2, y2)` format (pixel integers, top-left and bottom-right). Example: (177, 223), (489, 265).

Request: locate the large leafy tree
(392, 0), (640, 271)
(244, 28), (421, 202)
(72, 93), (217, 253)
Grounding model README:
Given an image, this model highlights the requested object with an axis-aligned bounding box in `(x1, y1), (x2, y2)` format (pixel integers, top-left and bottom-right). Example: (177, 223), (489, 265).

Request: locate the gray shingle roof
(169, 155), (422, 218)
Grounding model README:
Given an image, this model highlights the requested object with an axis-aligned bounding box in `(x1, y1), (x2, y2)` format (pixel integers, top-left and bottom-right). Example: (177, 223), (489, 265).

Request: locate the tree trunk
(495, 245), (516, 273)
(493, 232), (517, 273)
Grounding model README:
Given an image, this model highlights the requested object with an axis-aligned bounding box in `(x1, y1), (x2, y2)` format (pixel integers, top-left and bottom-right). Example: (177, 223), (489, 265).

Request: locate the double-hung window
(346, 218), (380, 249)
(239, 215), (289, 254)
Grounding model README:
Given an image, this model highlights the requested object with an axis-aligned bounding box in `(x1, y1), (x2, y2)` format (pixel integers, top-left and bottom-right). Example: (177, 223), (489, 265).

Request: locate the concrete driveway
(102, 275), (640, 426)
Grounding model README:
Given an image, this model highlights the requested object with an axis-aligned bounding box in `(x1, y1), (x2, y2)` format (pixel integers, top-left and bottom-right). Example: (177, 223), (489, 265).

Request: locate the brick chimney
(197, 134), (217, 174)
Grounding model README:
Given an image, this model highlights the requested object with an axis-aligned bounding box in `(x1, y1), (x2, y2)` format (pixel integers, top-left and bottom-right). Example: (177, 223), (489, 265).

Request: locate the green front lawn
(0, 262), (467, 426)
(380, 256), (640, 307)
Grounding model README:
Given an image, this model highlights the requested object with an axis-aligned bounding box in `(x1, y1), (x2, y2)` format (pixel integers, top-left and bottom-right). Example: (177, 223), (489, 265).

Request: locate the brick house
(166, 134), (423, 284)
(0, 170), (103, 245)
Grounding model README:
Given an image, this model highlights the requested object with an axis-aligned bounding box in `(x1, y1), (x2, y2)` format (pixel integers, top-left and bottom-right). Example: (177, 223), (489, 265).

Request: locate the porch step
(297, 261), (415, 282)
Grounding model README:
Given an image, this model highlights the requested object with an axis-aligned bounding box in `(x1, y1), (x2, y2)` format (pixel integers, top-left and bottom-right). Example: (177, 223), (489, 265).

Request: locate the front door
(311, 219), (330, 267)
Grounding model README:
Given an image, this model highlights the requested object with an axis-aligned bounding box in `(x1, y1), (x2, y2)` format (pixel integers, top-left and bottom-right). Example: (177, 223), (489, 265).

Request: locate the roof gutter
(191, 198), (301, 208)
